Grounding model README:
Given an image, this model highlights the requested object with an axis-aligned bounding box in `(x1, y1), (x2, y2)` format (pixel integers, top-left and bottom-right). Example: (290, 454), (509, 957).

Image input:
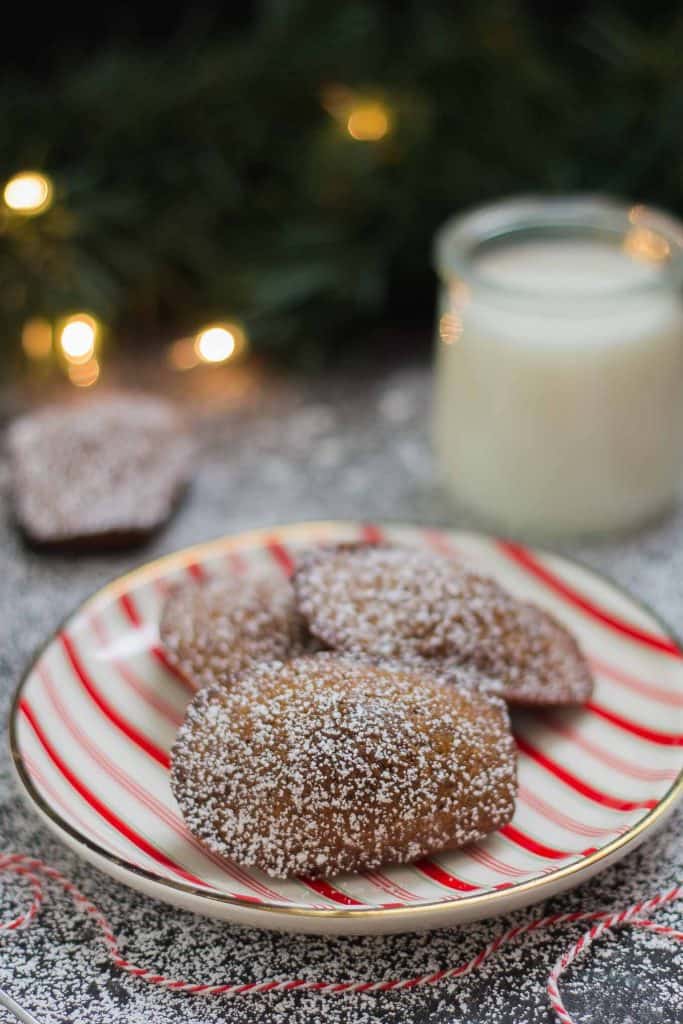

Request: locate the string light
(21, 318), (53, 360)
(67, 358), (100, 388)
(194, 323), (246, 364)
(3, 172), (53, 215)
(323, 86), (393, 142)
(346, 102), (391, 141)
(195, 326), (235, 363)
(59, 314), (98, 365)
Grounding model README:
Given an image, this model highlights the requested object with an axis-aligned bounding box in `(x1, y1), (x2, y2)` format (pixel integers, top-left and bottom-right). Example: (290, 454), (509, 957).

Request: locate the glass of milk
(433, 196), (683, 536)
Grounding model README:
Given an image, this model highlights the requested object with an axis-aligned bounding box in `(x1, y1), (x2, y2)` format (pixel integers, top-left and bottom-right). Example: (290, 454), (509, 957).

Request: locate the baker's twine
(0, 854), (680, 1023)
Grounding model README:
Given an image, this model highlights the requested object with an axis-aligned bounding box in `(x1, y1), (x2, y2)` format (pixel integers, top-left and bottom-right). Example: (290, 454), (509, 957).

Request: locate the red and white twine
(0, 853), (680, 1023)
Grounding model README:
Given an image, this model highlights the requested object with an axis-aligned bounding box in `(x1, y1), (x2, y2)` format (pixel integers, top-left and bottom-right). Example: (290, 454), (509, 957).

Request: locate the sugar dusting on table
(0, 364), (680, 1024)
(0, 815), (680, 1024)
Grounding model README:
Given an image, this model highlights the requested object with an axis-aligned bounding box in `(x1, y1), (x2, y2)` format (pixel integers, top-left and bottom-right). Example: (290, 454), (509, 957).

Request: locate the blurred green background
(1, 1), (682, 370)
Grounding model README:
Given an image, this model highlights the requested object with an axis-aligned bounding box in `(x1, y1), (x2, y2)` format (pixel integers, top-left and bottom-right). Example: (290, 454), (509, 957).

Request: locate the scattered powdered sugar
(294, 545), (593, 707)
(171, 654), (516, 877)
(160, 573), (309, 690)
(0, 813), (680, 1024)
(7, 393), (193, 546)
(0, 363), (680, 1024)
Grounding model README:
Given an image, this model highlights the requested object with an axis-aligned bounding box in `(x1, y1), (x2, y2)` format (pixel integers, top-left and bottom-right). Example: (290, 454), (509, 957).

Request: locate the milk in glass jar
(433, 196), (683, 536)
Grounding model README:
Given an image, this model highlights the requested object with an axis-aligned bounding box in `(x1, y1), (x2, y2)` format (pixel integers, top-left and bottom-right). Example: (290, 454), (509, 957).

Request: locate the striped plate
(10, 522), (683, 935)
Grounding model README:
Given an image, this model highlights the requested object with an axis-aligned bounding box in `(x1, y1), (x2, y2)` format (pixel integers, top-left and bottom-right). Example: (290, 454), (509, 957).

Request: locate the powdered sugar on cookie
(293, 545), (593, 706)
(171, 654), (517, 878)
(160, 574), (308, 690)
(8, 393), (192, 547)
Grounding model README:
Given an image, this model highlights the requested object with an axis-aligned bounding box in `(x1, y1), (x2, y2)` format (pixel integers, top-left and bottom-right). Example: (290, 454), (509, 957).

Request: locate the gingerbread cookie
(170, 654), (517, 878)
(293, 544), (593, 707)
(7, 394), (192, 550)
(160, 573), (309, 691)
(445, 600), (594, 706)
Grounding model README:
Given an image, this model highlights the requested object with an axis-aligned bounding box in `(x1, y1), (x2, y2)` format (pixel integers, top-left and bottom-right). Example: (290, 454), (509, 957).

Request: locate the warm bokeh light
(168, 337), (199, 371)
(3, 172), (53, 215)
(21, 318), (53, 359)
(196, 326), (235, 363)
(59, 314), (98, 364)
(623, 227), (670, 264)
(195, 324), (246, 364)
(346, 102), (391, 141)
(67, 358), (100, 388)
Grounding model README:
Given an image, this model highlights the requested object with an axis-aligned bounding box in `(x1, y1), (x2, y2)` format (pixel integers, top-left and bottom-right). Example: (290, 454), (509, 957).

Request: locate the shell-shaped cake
(160, 574), (307, 691)
(170, 654), (517, 878)
(294, 544), (593, 706)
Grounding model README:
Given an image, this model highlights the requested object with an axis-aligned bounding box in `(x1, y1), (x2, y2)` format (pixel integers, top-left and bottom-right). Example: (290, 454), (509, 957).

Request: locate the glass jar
(433, 195), (683, 536)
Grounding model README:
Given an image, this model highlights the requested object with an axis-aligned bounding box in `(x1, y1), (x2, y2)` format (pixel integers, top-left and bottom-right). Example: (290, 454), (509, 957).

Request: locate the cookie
(170, 654), (517, 878)
(160, 573), (309, 691)
(7, 393), (192, 550)
(444, 600), (594, 707)
(293, 544), (593, 707)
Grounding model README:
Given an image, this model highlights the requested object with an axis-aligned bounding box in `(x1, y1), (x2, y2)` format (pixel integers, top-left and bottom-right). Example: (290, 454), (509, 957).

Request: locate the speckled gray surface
(0, 362), (681, 1024)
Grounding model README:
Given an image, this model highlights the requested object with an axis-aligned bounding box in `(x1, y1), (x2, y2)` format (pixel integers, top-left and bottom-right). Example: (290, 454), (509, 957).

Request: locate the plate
(9, 521), (683, 935)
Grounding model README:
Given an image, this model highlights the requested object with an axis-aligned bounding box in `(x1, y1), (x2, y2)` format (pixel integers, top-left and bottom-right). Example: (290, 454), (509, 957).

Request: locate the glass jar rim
(433, 194), (683, 301)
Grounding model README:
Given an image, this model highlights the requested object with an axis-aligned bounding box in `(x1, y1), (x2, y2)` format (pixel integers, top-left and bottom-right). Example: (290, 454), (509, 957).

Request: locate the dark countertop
(0, 360), (681, 1024)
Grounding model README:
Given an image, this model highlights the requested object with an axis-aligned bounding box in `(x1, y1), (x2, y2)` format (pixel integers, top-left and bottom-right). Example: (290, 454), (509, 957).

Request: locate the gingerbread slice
(293, 544), (593, 707)
(7, 393), (192, 550)
(170, 654), (517, 878)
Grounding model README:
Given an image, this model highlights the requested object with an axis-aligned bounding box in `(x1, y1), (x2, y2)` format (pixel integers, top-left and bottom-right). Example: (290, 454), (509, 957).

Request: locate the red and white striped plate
(10, 522), (683, 935)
